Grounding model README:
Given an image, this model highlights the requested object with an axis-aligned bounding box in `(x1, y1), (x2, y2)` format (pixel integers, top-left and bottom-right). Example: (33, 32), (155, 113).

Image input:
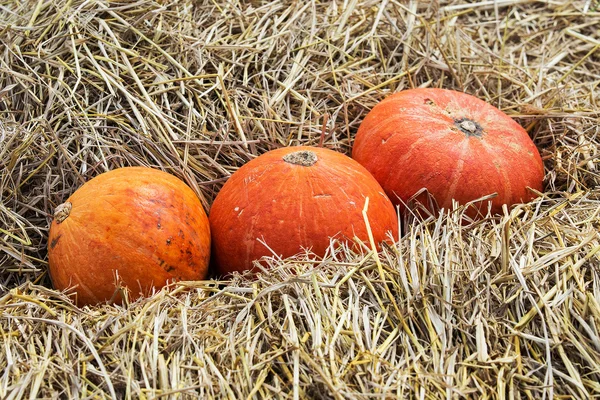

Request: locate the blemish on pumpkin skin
(184, 248), (194, 266)
(184, 213), (196, 226)
(148, 198), (168, 207)
(166, 237), (172, 245)
(164, 265), (176, 273)
(158, 259), (175, 272)
(177, 248), (195, 268)
(509, 142), (521, 151)
(50, 234), (62, 249)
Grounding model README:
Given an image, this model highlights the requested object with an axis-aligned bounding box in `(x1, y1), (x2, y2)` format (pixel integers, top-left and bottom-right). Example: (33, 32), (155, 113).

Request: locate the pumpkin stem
(54, 202), (72, 223)
(283, 150), (317, 167)
(460, 120), (476, 133)
(454, 118), (483, 137)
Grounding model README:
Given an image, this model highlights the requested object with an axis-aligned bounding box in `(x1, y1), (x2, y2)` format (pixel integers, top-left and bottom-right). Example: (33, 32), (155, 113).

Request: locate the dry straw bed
(1, 0), (600, 398)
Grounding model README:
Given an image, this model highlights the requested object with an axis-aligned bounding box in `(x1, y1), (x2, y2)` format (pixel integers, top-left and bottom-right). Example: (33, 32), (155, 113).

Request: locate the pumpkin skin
(209, 146), (398, 276)
(352, 88), (544, 217)
(48, 167), (210, 306)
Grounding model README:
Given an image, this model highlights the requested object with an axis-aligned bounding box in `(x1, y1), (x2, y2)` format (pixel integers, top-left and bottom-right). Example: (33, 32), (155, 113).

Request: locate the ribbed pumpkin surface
(352, 88), (544, 217)
(48, 167), (211, 306)
(209, 146), (398, 275)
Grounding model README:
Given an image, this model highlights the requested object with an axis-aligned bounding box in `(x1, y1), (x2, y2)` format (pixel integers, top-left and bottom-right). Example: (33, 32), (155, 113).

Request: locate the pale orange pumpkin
(47, 167), (210, 306)
(352, 88), (544, 217)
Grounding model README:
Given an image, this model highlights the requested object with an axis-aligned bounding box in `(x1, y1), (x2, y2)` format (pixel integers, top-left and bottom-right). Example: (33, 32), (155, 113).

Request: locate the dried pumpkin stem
(460, 120), (477, 133)
(54, 202), (72, 223)
(454, 118), (483, 137)
(282, 150), (317, 166)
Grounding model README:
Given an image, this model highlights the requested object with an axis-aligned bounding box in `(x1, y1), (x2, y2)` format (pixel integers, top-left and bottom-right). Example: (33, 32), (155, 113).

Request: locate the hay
(1, 0), (599, 398)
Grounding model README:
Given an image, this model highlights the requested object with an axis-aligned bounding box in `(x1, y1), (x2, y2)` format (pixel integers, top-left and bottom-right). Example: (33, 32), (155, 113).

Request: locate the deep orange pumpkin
(352, 88), (544, 217)
(47, 167), (211, 306)
(209, 146), (398, 276)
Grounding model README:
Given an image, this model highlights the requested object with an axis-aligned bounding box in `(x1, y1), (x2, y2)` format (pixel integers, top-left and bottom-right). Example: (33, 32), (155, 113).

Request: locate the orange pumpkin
(209, 146), (398, 276)
(352, 88), (544, 217)
(48, 167), (210, 306)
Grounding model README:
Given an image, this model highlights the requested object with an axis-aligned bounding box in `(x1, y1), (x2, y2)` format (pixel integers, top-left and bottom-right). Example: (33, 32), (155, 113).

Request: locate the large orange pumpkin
(352, 88), (544, 217)
(209, 146), (398, 276)
(48, 167), (211, 306)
